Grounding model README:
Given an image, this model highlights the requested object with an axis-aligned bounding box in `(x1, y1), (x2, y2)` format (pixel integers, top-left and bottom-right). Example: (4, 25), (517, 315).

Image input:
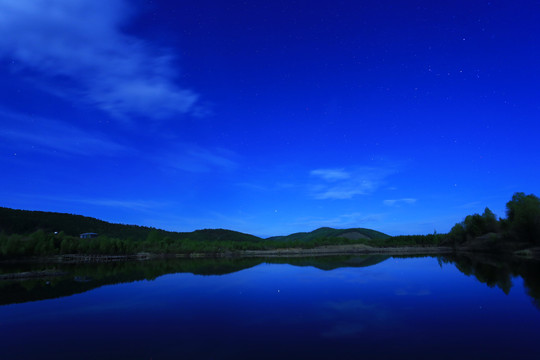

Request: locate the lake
(1, 254), (539, 359)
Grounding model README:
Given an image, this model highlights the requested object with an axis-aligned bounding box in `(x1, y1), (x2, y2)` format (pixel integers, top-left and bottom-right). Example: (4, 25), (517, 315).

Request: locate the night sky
(1, 0), (539, 237)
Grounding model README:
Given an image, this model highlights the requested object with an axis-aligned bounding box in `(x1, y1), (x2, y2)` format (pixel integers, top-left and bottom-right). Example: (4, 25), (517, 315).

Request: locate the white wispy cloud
(8, 193), (171, 212)
(310, 169), (351, 181)
(457, 201), (482, 209)
(158, 144), (239, 173)
(310, 166), (396, 200)
(0, 106), (238, 174)
(0, 108), (128, 156)
(187, 148), (237, 170)
(292, 212), (385, 229)
(0, 0), (198, 120)
(79, 198), (170, 211)
(383, 198), (417, 206)
(1, 109), (239, 176)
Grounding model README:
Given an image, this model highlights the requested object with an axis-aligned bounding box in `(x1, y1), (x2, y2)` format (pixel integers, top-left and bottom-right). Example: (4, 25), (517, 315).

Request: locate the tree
(464, 214), (484, 238)
(448, 223), (466, 244)
(146, 229), (162, 244)
(448, 207), (500, 245)
(506, 192), (540, 244)
(481, 207), (499, 233)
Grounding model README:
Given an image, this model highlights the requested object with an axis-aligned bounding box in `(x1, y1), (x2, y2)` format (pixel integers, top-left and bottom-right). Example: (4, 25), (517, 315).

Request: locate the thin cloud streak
(6, 193), (171, 212)
(0, 108), (128, 156)
(0, 0), (198, 120)
(1, 107), (238, 172)
(80, 198), (170, 211)
(310, 166), (397, 200)
(292, 212), (385, 229)
(383, 198), (417, 206)
(310, 169), (351, 181)
(157, 144), (239, 173)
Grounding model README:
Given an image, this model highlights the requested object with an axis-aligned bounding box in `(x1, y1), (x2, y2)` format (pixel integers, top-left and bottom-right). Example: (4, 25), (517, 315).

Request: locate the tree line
(0, 229), (385, 258)
(1, 192), (539, 258)
(447, 192), (540, 246)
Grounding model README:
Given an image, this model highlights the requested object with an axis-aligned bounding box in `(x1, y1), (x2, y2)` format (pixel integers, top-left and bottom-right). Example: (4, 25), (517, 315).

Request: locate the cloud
(383, 198), (417, 206)
(0, 0), (198, 120)
(292, 212), (384, 229)
(0, 106), (238, 173)
(9, 193), (170, 212)
(0, 108), (127, 156)
(78, 198), (169, 211)
(187, 148), (237, 170)
(158, 144), (238, 173)
(310, 166), (395, 200)
(310, 169), (350, 181)
(458, 201), (482, 209)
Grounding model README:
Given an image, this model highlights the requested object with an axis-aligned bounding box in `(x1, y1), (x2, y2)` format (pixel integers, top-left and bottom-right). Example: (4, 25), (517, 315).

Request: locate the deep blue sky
(1, 0), (539, 237)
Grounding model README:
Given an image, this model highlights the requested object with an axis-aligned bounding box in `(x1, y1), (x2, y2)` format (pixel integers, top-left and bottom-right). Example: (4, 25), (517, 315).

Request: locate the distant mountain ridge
(0, 207), (389, 242)
(0, 207), (260, 243)
(268, 226), (390, 242)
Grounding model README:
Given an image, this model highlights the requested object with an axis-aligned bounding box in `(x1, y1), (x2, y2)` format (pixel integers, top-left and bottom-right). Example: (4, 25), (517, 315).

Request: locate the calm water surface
(1, 255), (539, 359)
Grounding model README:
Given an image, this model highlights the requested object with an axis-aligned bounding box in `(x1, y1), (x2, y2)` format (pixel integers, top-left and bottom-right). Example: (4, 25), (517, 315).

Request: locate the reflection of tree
(0, 255), (389, 306)
(440, 253), (540, 309)
(519, 264), (540, 310)
(474, 263), (513, 295)
(447, 255), (513, 294)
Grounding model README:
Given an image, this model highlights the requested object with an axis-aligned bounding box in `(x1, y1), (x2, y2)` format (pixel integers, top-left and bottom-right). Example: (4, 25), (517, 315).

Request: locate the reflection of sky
(1, 257), (540, 359)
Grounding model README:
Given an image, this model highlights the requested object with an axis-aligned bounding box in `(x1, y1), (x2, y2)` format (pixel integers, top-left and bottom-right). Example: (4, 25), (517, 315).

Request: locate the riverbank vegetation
(445, 192), (540, 250)
(0, 229), (390, 258)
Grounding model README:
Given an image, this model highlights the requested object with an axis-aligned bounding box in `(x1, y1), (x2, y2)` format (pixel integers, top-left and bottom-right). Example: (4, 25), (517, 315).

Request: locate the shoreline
(0, 245), (454, 264)
(1, 245), (539, 281)
(233, 244), (453, 257)
(2, 244), (539, 265)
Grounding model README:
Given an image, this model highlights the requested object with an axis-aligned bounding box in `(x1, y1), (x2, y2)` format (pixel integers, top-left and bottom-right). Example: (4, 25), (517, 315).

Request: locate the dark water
(1, 254), (539, 359)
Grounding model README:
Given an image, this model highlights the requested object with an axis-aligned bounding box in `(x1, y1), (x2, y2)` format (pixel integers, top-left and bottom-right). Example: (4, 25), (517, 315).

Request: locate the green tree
(60, 237), (74, 253)
(506, 192), (540, 244)
(449, 222), (466, 244)
(481, 207), (499, 233)
(464, 214), (485, 238)
(146, 229), (162, 244)
(450, 207), (501, 245)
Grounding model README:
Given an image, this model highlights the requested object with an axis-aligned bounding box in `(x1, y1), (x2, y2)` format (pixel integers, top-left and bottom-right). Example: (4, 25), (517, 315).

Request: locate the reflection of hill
(6, 254), (537, 309)
(0, 255), (388, 306)
(440, 253), (540, 309)
(269, 255), (390, 270)
(0, 258), (261, 306)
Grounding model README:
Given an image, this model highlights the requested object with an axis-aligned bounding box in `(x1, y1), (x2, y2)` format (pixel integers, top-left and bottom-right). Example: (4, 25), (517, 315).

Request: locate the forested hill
(0, 207), (391, 244)
(0, 207), (261, 242)
(268, 227), (390, 242)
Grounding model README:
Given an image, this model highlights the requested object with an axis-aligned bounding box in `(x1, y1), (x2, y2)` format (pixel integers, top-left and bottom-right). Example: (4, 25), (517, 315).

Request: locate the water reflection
(0, 255), (389, 305)
(1, 254), (540, 359)
(438, 253), (540, 309)
(1, 253), (539, 309)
